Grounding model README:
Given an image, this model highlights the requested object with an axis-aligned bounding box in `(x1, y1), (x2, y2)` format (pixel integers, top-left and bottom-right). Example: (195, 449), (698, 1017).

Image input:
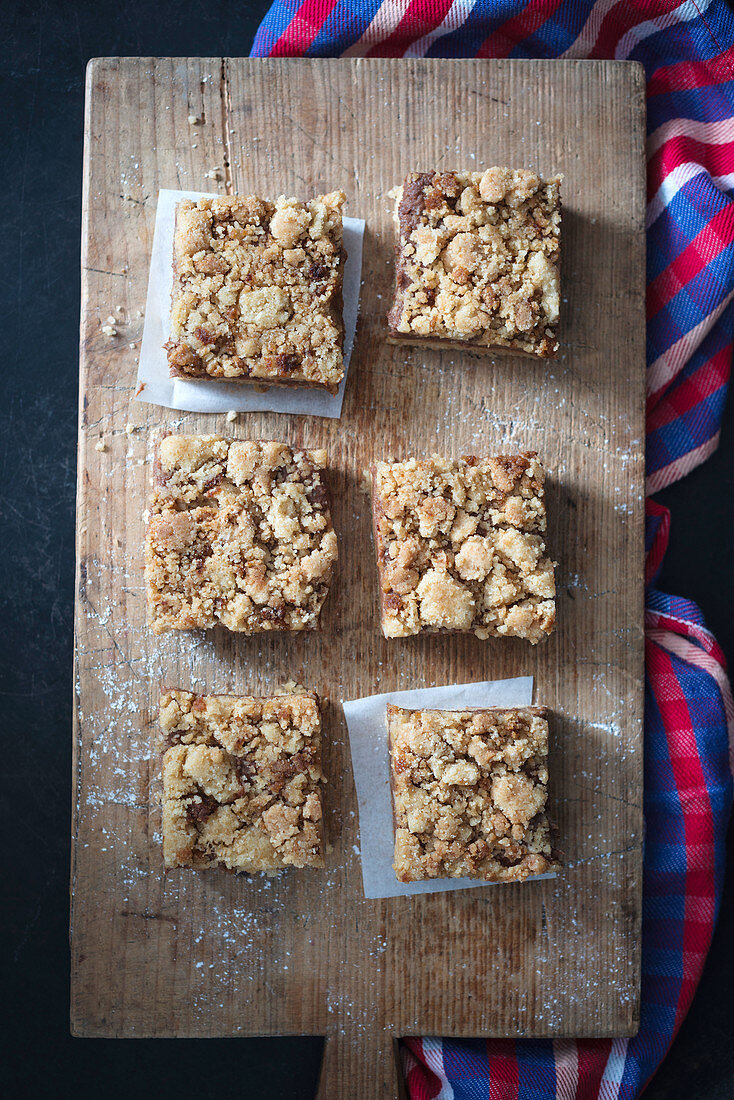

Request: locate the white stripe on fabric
(560, 0), (622, 59)
(648, 116), (734, 158)
(404, 0), (478, 58)
(420, 1038), (455, 1100)
(646, 623), (734, 763)
(646, 163), (734, 229)
(648, 606), (725, 653)
(343, 0), (410, 56)
(647, 287), (734, 398)
(615, 0), (712, 60)
(712, 172), (734, 195)
(552, 1038), (579, 1100)
(647, 162), (706, 227)
(598, 1038), (630, 1099)
(646, 435), (720, 494)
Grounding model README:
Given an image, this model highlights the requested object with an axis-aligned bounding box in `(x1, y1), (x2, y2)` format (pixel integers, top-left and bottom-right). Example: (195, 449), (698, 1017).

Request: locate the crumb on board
(101, 324), (117, 337)
(205, 167), (223, 180)
(225, 410), (238, 422)
(188, 114), (201, 124)
(125, 423), (135, 434)
(135, 381), (146, 396)
(95, 439), (107, 452)
(128, 342), (137, 350)
(278, 680), (308, 695)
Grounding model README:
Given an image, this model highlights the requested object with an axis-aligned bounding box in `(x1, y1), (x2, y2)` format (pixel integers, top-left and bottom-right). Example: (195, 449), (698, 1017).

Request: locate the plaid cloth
(252, 3), (734, 1096)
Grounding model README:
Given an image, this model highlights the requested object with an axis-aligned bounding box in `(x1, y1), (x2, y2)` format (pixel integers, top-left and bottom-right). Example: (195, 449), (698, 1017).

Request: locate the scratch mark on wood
(120, 910), (179, 925)
(220, 57), (233, 195)
(84, 266), (126, 277)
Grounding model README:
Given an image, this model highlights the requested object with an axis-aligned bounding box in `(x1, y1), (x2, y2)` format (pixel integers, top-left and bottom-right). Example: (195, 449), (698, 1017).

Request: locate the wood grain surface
(72, 57), (646, 1098)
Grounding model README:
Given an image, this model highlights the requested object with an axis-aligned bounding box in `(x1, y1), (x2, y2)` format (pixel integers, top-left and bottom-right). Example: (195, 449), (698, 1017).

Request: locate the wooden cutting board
(72, 57), (646, 1097)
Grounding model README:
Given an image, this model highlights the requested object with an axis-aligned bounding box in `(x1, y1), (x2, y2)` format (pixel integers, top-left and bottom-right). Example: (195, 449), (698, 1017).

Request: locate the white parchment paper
(136, 189), (365, 418)
(342, 676), (556, 899)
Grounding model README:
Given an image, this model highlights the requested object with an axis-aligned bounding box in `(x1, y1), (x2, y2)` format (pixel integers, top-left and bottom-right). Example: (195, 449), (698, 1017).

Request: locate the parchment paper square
(136, 189), (364, 418)
(342, 677), (556, 899)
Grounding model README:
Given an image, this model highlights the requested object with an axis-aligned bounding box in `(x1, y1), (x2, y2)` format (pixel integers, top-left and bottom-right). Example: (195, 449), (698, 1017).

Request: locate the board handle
(317, 1031), (406, 1099)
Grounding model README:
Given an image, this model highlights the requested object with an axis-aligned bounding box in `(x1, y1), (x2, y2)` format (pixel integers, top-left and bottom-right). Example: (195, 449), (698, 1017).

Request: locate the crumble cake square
(387, 704), (559, 883)
(160, 690), (324, 872)
(371, 453), (555, 643)
(145, 435), (337, 634)
(387, 169), (561, 357)
(166, 191), (346, 393)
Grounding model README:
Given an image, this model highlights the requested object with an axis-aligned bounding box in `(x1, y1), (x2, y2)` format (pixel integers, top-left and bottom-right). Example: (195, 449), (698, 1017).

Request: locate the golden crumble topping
(387, 704), (559, 883)
(387, 169), (561, 357)
(145, 435), (337, 634)
(166, 191), (346, 393)
(160, 690), (324, 872)
(371, 453), (555, 642)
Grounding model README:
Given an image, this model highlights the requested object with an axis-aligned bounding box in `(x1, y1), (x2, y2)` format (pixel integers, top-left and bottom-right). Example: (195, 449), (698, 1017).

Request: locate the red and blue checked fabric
(251, 3), (734, 1096)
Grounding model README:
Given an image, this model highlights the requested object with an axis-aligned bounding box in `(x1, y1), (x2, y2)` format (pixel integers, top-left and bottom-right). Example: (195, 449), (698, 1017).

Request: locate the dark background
(4, 2), (733, 1097)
